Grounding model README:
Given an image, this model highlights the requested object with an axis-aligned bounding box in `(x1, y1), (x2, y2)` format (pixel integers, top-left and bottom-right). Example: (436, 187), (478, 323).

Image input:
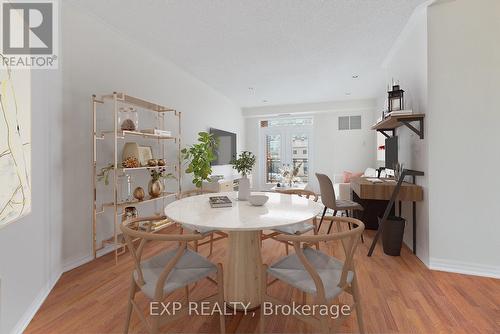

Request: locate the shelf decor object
(92, 92), (181, 263)
(388, 84), (404, 113)
(118, 107), (139, 131)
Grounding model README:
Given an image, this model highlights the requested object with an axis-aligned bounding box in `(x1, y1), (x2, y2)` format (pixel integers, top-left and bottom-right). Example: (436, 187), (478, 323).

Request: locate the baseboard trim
(429, 258), (500, 279)
(96, 243), (118, 258)
(62, 244), (116, 273)
(12, 272), (62, 334)
(62, 254), (93, 273)
(13, 246), (120, 333)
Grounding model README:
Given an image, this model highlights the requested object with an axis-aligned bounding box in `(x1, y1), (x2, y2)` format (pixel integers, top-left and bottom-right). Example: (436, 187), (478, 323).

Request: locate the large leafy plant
(231, 151), (256, 176)
(181, 132), (218, 187)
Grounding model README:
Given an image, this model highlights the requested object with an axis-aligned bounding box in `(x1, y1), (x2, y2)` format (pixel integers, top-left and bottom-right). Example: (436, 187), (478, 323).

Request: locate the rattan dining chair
(178, 189), (228, 256)
(316, 173), (364, 242)
(260, 216), (365, 334)
(120, 216), (225, 334)
(262, 189), (320, 253)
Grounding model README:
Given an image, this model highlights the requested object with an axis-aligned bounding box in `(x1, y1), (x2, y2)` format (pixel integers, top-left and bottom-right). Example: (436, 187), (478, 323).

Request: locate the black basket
(380, 216), (406, 256)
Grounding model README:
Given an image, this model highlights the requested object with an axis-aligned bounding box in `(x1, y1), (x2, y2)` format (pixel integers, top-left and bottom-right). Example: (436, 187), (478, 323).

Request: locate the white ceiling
(71, 0), (426, 107)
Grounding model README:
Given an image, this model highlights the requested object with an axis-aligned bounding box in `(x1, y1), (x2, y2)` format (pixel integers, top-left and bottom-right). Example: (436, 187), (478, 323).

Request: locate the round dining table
(164, 191), (323, 309)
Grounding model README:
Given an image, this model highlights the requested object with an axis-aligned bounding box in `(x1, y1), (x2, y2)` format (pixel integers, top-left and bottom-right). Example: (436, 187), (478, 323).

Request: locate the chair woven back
(315, 173), (337, 209)
(120, 216), (203, 300)
(275, 188), (319, 202)
(276, 216), (364, 296)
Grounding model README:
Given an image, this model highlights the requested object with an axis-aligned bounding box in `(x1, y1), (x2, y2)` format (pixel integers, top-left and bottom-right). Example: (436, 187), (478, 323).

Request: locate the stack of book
(140, 129), (172, 137)
(209, 196), (232, 208)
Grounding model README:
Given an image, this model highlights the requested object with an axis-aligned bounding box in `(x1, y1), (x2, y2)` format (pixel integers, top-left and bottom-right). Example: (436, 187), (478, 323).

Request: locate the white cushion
(135, 248), (217, 299)
(181, 223), (216, 235)
(267, 247), (353, 300)
(273, 222), (314, 235)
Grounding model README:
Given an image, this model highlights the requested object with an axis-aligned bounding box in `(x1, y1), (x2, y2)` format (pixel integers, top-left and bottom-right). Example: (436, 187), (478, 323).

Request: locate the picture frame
(138, 146), (153, 166)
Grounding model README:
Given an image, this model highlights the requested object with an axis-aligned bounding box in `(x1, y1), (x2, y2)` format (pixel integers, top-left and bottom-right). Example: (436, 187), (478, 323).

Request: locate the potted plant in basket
(231, 151), (256, 200)
(181, 132), (219, 188)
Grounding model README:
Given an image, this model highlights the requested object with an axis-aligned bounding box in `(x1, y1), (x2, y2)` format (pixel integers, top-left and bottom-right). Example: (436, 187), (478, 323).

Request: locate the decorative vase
(133, 187), (145, 201)
(238, 175), (250, 200)
(148, 179), (163, 198)
(118, 107), (139, 131)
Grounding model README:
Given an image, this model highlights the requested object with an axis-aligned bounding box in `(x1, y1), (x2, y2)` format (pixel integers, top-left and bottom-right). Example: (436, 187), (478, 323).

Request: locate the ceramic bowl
(248, 195), (269, 206)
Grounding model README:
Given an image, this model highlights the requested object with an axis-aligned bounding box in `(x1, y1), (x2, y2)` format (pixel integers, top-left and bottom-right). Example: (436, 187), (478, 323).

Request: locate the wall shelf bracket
(377, 129), (395, 138)
(400, 118), (424, 139)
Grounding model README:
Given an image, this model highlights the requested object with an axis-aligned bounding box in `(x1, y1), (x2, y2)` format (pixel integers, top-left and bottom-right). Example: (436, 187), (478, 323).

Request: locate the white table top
(164, 191), (323, 231)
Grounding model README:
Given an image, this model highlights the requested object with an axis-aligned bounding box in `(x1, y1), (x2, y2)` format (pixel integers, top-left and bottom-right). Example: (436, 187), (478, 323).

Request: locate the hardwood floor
(26, 227), (500, 333)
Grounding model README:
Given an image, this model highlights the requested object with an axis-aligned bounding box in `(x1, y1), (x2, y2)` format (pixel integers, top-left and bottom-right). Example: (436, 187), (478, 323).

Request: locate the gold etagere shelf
(92, 92), (181, 264)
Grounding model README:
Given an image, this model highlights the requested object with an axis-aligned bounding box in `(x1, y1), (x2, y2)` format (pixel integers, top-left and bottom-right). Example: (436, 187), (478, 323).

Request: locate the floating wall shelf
(372, 113), (425, 139)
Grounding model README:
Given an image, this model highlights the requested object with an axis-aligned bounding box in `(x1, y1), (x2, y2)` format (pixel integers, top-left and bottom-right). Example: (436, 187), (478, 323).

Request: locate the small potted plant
(231, 151), (256, 200)
(97, 164), (114, 185)
(149, 168), (175, 198)
(181, 132), (218, 188)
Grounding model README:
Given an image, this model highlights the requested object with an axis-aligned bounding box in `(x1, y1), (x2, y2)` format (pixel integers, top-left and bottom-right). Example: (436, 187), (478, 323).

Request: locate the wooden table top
(350, 177), (423, 202)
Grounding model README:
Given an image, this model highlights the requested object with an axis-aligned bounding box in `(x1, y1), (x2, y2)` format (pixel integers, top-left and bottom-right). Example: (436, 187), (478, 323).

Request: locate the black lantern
(388, 85), (404, 112)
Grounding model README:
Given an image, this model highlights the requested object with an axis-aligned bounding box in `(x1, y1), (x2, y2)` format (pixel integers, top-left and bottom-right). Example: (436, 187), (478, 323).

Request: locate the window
(263, 118), (313, 128)
(293, 150), (297, 154)
(338, 115), (362, 130)
(303, 149), (307, 154)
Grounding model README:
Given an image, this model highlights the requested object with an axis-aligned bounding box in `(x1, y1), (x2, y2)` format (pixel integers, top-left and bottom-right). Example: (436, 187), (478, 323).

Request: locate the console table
(350, 173), (423, 255)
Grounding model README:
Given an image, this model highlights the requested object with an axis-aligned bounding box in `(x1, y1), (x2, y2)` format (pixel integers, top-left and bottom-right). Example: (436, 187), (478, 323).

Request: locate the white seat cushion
(335, 199), (363, 211)
(272, 222), (314, 235)
(181, 223), (216, 235)
(134, 248), (217, 299)
(267, 247), (353, 300)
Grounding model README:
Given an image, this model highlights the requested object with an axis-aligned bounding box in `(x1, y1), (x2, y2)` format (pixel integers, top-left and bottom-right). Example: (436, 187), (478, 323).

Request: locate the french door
(260, 122), (312, 189)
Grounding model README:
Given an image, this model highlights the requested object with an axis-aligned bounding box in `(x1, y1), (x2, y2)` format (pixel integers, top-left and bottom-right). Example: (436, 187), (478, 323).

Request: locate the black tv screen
(385, 136), (398, 169)
(210, 128), (237, 165)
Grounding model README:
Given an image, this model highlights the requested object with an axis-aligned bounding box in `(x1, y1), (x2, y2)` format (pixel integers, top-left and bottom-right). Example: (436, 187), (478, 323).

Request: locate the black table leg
(318, 207), (327, 231)
(413, 201), (416, 254)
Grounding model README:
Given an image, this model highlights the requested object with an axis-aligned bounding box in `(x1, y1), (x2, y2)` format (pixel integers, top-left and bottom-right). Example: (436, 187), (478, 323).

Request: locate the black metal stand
(367, 169), (424, 257)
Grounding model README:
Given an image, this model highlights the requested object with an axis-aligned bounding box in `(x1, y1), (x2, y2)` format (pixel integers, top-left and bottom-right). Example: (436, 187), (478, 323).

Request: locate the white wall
(61, 2), (244, 267)
(0, 70), (63, 333)
(427, 0), (500, 277)
(243, 99), (377, 192)
(378, 4), (429, 264)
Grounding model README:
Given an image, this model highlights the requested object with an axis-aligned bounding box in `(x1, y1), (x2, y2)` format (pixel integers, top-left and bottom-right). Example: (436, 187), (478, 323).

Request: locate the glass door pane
(291, 134), (309, 183)
(290, 134), (309, 183)
(265, 134), (281, 183)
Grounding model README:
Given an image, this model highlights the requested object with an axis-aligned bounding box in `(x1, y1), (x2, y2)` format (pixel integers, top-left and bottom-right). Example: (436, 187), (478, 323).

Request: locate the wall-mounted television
(210, 128), (237, 165)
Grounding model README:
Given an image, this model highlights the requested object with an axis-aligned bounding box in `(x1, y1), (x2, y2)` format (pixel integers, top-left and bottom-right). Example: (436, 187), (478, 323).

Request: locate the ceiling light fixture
(345, 92), (351, 96)
(352, 75), (359, 79)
